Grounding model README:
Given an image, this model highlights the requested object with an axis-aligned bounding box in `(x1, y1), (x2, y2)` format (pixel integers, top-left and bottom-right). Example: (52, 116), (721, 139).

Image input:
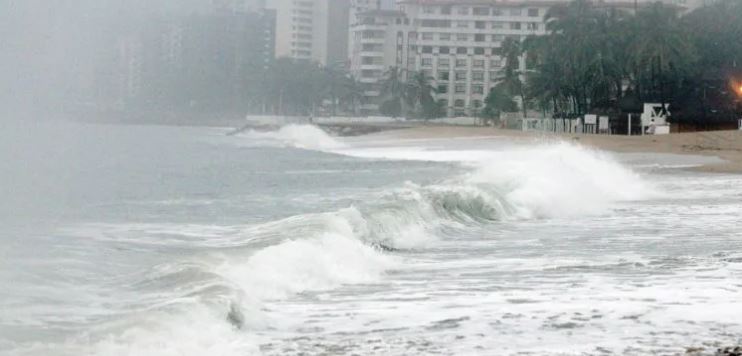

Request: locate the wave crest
(239, 124), (344, 150)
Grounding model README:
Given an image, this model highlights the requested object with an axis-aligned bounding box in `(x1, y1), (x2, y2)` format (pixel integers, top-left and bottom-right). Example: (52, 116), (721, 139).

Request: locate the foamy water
(1, 123), (741, 356)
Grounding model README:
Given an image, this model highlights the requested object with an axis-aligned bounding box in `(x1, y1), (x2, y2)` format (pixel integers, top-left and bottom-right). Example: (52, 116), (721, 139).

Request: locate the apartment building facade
(351, 1), (550, 116)
(350, 0), (698, 117)
(268, 0), (350, 66)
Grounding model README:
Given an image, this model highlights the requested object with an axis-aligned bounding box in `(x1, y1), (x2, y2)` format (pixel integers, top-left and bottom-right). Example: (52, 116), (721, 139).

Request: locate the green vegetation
(380, 67), (444, 120)
(483, 0), (742, 123)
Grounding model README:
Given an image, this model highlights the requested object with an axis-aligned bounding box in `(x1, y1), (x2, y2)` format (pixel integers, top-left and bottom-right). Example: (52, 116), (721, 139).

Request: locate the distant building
(350, 0), (698, 117)
(267, 0), (350, 66)
(101, 4), (275, 112)
(349, 0), (382, 65)
(349, 10), (412, 115)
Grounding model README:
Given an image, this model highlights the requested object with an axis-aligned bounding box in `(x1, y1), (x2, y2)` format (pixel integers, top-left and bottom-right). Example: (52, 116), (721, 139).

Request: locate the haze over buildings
(267, 0), (350, 66)
(0, 0), (719, 119)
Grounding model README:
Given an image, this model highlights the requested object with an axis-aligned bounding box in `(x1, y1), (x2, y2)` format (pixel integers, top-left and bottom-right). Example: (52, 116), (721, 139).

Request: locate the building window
(472, 71), (485, 81)
(441, 6), (452, 15)
(456, 47), (468, 55)
(456, 59), (467, 67)
(439, 58), (450, 67)
(422, 57), (433, 67)
(492, 8), (502, 16)
(475, 21), (486, 29)
(439, 71), (450, 81)
(455, 71), (467, 81)
(457, 7), (469, 15)
(490, 58), (503, 67)
(423, 6), (435, 14)
(489, 71), (499, 80)
(455, 84), (466, 94)
(438, 84), (448, 93)
(473, 60), (485, 69)
(510, 8), (522, 16)
(440, 99), (449, 108)
(510, 22), (522, 30)
(492, 34), (505, 42)
(472, 85), (484, 94)
(439, 33), (451, 40)
(454, 99), (466, 107)
(473, 99), (483, 108)
(491, 22), (504, 29)
(474, 47), (485, 55)
(422, 46), (433, 53)
(422, 32), (434, 40)
(474, 34), (486, 42)
(527, 23), (539, 31)
(457, 34), (469, 41)
(407, 57), (416, 66)
(456, 21), (469, 28)
(473, 7), (490, 16)
(439, 46), (450, 54)
(528, 8), (539, 17)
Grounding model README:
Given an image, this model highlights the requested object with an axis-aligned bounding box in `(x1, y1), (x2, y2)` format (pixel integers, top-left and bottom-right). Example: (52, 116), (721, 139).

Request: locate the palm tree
(405, 71), (439, 119)
(630, 3), (696, 111)
(381, 66), (407, 117)
(382, 66), (406, 98)
(495, 37), (528, 118)
(482, 83), (518, 125)
(340, 76), (364, 116)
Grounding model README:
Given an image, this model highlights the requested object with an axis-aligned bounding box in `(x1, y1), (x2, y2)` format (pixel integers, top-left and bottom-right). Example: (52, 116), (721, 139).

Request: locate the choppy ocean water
(1, 121), (741, 355)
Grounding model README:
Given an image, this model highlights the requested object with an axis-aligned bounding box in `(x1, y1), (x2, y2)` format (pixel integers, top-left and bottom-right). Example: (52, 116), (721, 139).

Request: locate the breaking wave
(237, 124), (344, 150)
(58, 138), (652, 356)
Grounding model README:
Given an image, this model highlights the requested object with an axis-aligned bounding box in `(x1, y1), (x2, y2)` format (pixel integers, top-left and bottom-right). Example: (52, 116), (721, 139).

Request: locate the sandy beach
(385, 126), (742, 173)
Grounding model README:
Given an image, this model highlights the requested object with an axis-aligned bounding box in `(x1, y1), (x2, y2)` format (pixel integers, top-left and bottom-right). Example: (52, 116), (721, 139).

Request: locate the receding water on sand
(1, 122), (740, 355)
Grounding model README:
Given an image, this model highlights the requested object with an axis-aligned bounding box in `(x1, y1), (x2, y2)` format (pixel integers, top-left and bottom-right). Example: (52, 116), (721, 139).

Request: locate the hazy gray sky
(0, 0), (216, 117)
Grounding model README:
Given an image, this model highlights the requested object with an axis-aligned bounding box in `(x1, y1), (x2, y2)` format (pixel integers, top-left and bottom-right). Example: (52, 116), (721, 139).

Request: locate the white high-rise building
(349, 0), (382, 63)
(351, 0), (700, 117)
(266, 0), (350, 66)
(349, 10), (412, 114)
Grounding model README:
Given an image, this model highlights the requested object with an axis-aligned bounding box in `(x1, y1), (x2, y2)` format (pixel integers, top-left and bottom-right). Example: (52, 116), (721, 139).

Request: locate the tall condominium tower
(267, 0), (350, 66)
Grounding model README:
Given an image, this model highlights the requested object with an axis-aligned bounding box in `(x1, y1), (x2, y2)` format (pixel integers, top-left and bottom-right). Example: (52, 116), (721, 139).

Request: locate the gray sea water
(1, 121), (741, 355)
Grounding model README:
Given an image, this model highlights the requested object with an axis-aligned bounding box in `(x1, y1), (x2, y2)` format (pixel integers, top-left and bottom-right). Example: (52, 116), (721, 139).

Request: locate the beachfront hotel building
(349, 0), (699, 117)
(266, 0), (350, 66)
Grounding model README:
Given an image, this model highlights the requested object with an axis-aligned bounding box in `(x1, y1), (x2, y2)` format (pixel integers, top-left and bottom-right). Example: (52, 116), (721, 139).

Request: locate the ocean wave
(236, 124), (345, 150)
(58, 138), (653, 356)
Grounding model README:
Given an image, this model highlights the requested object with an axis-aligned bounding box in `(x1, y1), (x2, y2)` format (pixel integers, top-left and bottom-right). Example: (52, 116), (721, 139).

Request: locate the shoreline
(67, 116), (742, 173)
(377, 126), (742, 174)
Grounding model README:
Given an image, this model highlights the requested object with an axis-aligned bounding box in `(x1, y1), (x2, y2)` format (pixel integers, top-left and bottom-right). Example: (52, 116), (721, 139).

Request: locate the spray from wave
(236, 124), (345, 150)
(63, 134), (654, 356)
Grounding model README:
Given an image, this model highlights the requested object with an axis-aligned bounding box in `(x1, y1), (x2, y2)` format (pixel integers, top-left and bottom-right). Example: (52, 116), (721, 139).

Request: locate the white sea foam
(338, 139), (653, 219)
(240, 124), (345, 150)
(466, 142), (652, 218)
(218, 214), (396, 301)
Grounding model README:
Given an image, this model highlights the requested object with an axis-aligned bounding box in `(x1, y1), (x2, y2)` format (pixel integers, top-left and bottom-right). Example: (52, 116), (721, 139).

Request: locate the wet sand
(386, 126), (742, 173)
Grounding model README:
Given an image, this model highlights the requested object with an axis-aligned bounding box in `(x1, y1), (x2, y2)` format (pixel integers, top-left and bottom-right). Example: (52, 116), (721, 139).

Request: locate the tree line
(483, 0), (742, 124)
